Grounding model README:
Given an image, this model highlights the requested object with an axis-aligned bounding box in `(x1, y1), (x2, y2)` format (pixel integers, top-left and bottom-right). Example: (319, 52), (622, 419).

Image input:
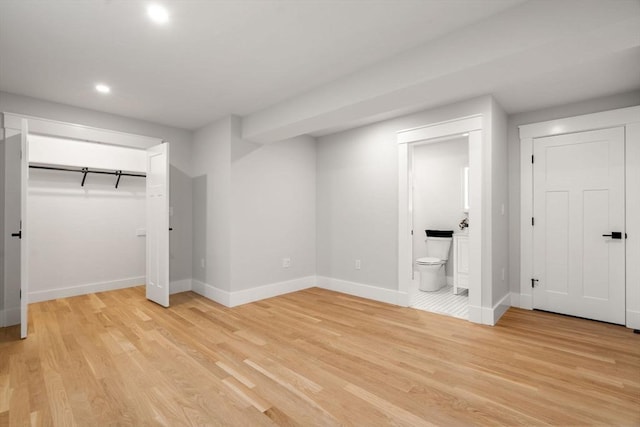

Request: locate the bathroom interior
(411, 136), (470, 319)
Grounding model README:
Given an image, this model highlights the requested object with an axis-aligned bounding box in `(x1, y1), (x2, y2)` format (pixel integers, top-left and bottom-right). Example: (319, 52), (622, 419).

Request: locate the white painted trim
(230, 276), (315, 307)
(471, 293), (511, 326)
(2, 112), (162, 149)
(519, 105), (640, 329)
(490, 292), (511, 325)
(519, 293), (533, 310)
(520, 137), (534, 308)
(191, 280), (231, 307)
(317, 276), (408, 306)
(170, 279), (192, 294)
(510, 292), (520, 308)
(29, 276), (145, 303)
(468, 305), (482, 324)
(519, 105), (640, 139)
(626, 123), (640, 329)
(510, 292), (534, 310)
(398, 115), (484, 324)
(191, 277), (315, 308)
(626, 310), (640, 330)
(4, 307), (20, 327)
(397, 115), (482, 144)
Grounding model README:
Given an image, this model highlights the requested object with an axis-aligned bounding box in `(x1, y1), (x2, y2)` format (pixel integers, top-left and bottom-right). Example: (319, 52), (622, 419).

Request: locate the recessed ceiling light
(147, 4), (169, 24)
(95, 84), (111, 94)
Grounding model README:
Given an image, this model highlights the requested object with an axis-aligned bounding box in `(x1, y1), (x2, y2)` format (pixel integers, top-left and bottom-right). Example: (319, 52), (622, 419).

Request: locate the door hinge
(411, 230), (413, 235)
(531, 155), (534, 164)
(532, 217), (535, 226)
(531, 278), (539, 288)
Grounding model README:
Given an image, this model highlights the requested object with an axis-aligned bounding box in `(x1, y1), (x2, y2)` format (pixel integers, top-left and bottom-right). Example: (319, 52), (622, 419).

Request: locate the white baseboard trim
(626, 309), (640, 330)
(469, 292), (511, 326)
(29, 276), (145, 303)
(191, 276), (315, 307)
(468, 305), (483, 324)
(490, 292), (511, 325)
(3, 307), (20, 327)
(170, 279), (192, 294)
(316, 276), (407, 306)
(230, 276), (315, 307)
(191, 280), (231, 307)
(518, 293), (533, 309)
(510, 292), (520, 308)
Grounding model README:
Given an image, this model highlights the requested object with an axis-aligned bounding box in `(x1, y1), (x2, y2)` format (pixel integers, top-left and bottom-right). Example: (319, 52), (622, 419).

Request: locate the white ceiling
(1, 0), (638, 134)
(0, 0), (525, 130)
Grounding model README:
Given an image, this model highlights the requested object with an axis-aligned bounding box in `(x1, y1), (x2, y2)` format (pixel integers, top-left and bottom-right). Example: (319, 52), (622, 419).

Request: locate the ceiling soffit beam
(241, 0), (640, 143)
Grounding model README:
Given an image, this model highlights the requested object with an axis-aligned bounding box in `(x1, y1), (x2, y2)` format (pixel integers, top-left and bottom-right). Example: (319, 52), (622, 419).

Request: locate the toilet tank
(426, 237), (453, 261)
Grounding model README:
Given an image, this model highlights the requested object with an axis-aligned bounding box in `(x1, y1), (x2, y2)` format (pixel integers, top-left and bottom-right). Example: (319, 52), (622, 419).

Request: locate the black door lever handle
(11, 231), (21, 239)
(602, 232), (622, 239)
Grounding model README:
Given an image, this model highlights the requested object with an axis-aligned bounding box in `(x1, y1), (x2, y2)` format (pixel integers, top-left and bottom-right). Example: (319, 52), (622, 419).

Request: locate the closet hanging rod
(29, 165), (146, 188)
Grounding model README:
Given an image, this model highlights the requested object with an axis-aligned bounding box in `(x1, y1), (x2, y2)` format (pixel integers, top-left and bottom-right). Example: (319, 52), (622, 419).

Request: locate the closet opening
(2, 113), (170, 338)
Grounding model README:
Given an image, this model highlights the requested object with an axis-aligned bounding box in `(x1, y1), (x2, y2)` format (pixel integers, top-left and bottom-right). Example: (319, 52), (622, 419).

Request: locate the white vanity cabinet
(453, 233), (469, 294)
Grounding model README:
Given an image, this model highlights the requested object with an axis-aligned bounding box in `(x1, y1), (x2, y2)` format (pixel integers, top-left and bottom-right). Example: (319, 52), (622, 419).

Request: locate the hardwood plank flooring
(1, 286), (638, 426)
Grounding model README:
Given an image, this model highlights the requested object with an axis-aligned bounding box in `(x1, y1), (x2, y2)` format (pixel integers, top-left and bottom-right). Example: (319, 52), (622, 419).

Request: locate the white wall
(0, 130), (4, 325)
(29, 135), (146, 172)
(412, 138), (468, 276)
(28, 169), (145, 301)
(0, 91), (193, 174)
(231, 134), (316, 291)
(0, 92), (194, 307)
(316, 96), (498, 299)
(191, 115), (317, 302)
(491, 98), (509, 306)
(507, 90), (640, 297)
(191, 116), (232, 291)
(26, 136), (146, 301)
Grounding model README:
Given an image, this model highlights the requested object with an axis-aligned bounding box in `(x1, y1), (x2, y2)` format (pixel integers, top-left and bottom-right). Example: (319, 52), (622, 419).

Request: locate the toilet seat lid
(416, 257), (442, 264)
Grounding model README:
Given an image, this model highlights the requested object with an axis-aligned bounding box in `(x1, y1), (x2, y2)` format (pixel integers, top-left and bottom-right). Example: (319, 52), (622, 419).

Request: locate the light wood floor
(1, 287), (639, 426)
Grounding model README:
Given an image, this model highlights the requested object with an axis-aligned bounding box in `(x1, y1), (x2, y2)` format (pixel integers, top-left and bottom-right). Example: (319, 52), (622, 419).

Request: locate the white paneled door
(20, 120), (29, 338)
(5, 120), (30, 337)
(533, 127), (625, 324)
(145, 143), (170, 307)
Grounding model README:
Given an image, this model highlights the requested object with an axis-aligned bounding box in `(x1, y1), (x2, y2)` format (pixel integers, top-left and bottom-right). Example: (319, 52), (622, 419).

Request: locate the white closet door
(5, 120), (29, 337)
(145, 143), (170, 307)
(532, 127), (625, 324)
(20, 120), (29, 338)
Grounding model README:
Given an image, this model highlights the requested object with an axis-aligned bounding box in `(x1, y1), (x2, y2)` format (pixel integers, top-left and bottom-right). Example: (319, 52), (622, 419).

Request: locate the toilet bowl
(416, 257), (446, 291)
(415, 233), (453, 292)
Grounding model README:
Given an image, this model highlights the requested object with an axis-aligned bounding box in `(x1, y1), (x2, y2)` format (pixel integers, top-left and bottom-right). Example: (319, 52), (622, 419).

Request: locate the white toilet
(416, 232), (453, 292)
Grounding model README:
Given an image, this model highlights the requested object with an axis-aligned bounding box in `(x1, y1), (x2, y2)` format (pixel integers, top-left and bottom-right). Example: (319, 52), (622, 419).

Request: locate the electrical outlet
(355, 259), (361, 270)
(282, 257), (291, 268)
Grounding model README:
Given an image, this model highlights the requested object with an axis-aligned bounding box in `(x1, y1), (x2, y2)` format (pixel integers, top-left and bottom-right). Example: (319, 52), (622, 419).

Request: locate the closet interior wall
(27, 135), (147, 302)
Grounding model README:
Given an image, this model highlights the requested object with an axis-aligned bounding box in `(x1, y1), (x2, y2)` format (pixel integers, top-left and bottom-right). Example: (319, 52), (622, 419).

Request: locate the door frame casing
(519, 105), (640, 329)
(2, 112), (166, 329)
(398, 115), (486, 324)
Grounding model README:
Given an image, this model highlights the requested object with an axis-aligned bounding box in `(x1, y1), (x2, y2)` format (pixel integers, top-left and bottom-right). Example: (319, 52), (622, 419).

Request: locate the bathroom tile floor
(410, 282), (469, 319)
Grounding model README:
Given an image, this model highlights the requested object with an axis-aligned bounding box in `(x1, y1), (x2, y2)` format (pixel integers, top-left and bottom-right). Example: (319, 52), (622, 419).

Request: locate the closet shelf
(29, 165), (146, 188)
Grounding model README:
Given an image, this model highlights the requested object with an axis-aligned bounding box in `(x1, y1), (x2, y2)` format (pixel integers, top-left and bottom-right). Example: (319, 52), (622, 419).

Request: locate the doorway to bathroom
(397, 115), (484, 324)
(410, 137), (469, 319)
